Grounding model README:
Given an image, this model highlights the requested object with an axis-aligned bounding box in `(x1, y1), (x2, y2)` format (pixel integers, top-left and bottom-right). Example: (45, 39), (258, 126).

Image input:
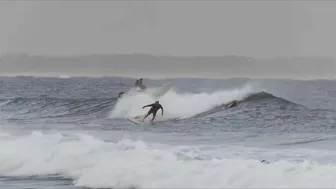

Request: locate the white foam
(110, 84), (254, 119)
(0, 131), (336, 188)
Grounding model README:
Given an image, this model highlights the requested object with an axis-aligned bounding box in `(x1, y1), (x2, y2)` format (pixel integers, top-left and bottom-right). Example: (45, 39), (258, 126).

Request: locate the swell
(243, 91), (302, 105)
(277, 137), (332, 146)
(189, 91), (305, 119)
(0, 97), (118, 120)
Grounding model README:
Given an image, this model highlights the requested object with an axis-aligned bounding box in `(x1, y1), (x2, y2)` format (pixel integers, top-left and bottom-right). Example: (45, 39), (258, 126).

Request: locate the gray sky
(0, 1), (335, 58)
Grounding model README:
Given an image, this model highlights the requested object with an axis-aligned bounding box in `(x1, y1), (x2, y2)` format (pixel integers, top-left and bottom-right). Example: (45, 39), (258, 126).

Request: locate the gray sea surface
(0, 76), (336, 188)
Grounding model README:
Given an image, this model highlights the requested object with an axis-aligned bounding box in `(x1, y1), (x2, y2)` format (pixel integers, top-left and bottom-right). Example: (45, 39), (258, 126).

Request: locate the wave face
(0, 81), (301, 122)
(0, 76), (336, 188)
(0, 78), (333, 132)
(0, 84), (307, 123)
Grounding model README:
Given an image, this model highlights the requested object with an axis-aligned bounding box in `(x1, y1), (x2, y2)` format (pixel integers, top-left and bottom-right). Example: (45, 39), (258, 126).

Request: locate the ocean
(0, 76), (336, 188)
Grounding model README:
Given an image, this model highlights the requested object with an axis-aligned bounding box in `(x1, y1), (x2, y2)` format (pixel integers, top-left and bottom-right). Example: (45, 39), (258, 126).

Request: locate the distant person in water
(227, 100), (242, 108)
(118, 92), (124, 98)
(142, 101), (163, 122)
(135, 78), (146, 91)
(260, 159), (270, 164)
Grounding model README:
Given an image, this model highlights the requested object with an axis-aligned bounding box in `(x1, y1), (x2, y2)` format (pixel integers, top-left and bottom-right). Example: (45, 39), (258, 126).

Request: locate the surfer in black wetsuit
(135, 78), (146, 91)
(142, 101), (163, 122)
(261, 159), (270, 164)
(227, 100), (242, 108)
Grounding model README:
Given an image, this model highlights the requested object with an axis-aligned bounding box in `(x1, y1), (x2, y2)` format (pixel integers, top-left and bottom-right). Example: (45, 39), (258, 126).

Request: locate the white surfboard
(127, 117), (166, 125)
(127, 117), (155, 125)
(127, 118), (143, 124)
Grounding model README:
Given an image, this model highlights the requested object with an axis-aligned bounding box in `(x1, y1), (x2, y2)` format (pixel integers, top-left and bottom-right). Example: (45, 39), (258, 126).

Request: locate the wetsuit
(228, 100), (241, 108)
(142, 102), (163, 121)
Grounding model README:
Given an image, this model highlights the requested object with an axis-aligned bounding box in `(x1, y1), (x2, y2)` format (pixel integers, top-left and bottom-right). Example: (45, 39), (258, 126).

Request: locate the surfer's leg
(143, 110), (153, 121)
(143, 113), (150, 121)
(151, 111), (157, 122)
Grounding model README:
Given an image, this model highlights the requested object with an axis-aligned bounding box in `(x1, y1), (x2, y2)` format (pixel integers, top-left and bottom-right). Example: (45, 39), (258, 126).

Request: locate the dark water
(0, 76), (336, 188)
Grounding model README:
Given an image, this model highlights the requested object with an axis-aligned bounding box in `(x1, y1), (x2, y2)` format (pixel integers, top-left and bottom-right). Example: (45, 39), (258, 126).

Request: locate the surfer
(260, 160), (270, 164)
(142, 101), (163, 122)
(135, 78), (146, 91)
(228, 100), (242, 108)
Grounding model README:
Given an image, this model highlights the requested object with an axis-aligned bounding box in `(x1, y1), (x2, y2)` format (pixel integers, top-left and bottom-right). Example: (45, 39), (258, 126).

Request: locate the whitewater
(111, 84), (254, 119)
(1, 76), (336, 188)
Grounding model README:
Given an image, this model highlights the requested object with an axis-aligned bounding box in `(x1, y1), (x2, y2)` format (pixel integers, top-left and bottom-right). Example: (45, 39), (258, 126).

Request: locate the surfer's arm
(160, 106), (164, 115)
(142, 104), (153, 109)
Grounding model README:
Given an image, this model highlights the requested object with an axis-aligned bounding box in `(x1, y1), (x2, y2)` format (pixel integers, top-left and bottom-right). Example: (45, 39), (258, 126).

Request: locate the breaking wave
(0, 131), (335, 188)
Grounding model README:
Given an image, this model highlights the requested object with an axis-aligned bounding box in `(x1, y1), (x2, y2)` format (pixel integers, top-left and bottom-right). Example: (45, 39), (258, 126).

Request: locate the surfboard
(127, 117), (154, 124)
(127, 118), (143, 124)
(127, 117), (164, 125)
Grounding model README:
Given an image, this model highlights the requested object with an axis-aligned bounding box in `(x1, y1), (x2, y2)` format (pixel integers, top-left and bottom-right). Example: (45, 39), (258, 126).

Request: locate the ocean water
(0, 76), (336, 188)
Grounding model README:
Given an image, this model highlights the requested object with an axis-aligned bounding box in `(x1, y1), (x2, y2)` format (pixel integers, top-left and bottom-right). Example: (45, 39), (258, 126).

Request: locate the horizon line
(0, 72), (334, 81)
(0, 52), (333, 60)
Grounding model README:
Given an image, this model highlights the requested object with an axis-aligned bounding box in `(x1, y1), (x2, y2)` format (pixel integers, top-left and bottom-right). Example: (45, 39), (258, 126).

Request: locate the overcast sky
(0, 1), (335, 59)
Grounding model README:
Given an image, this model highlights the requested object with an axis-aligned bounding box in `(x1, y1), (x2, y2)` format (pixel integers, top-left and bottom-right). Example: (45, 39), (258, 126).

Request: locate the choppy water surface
(1, 76), (336, 188)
